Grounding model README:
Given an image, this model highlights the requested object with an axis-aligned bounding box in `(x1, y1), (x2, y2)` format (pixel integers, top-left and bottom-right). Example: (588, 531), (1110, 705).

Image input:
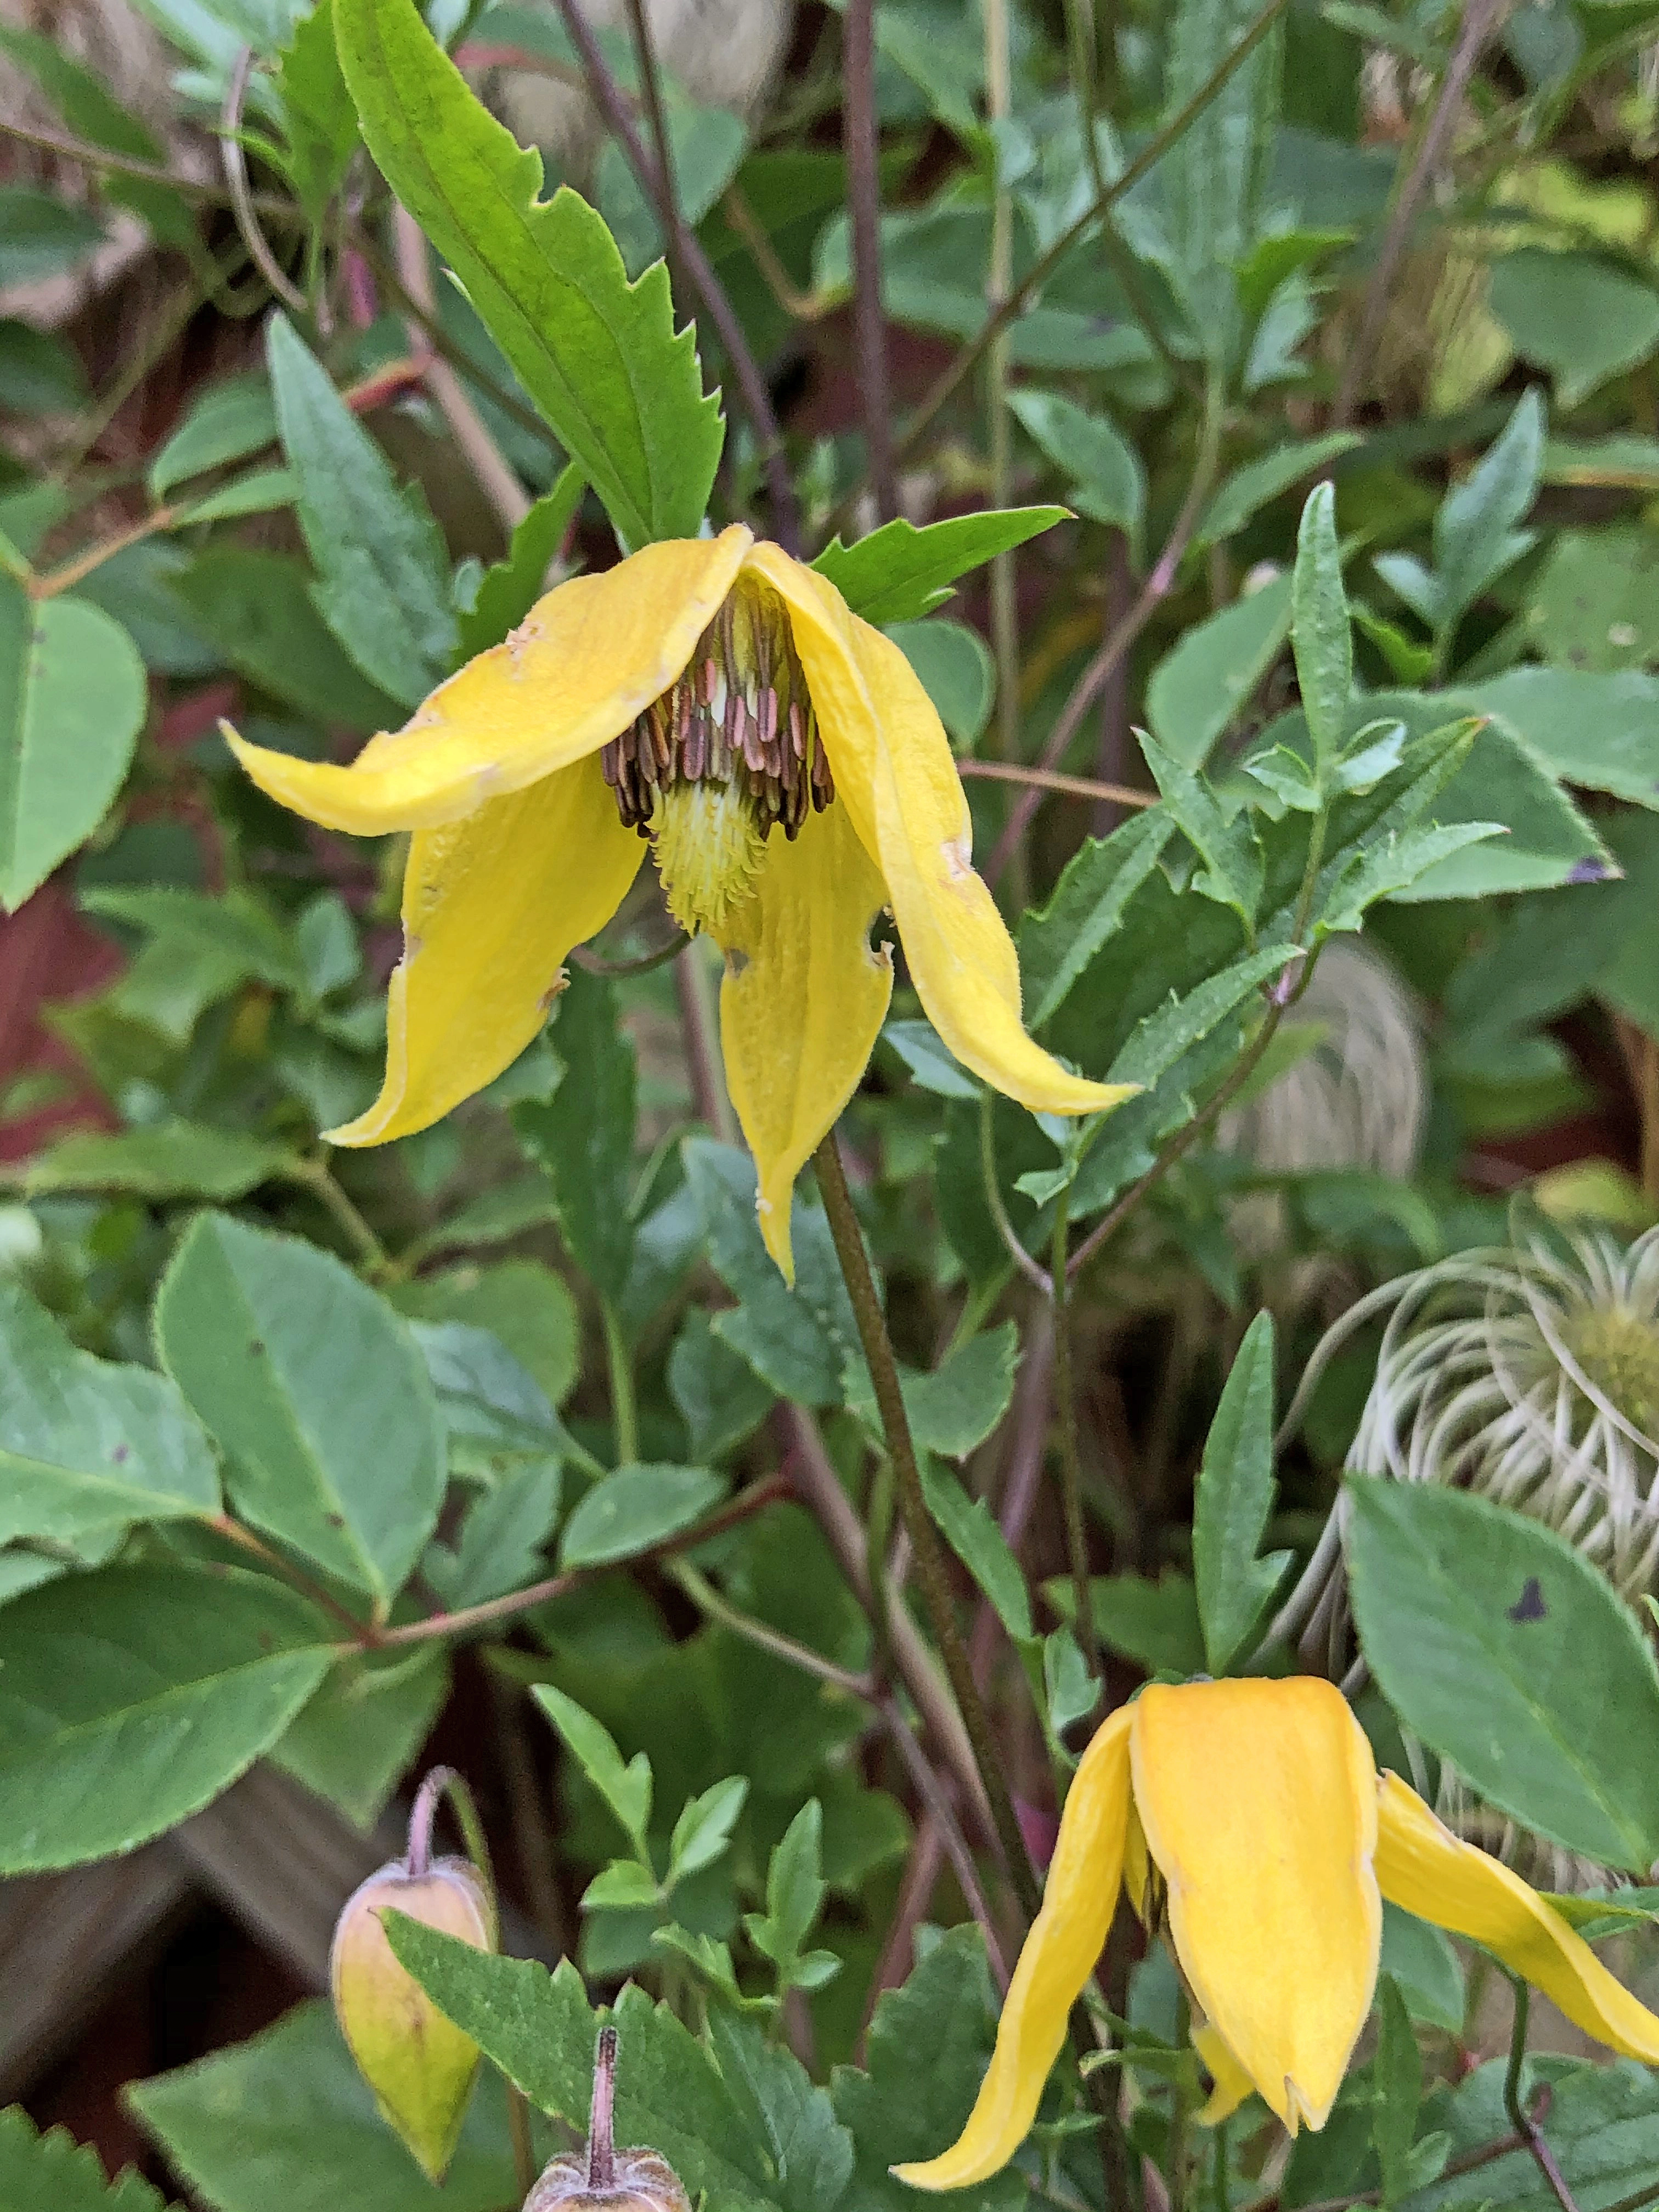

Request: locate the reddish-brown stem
(588, 2027), (618, 2190)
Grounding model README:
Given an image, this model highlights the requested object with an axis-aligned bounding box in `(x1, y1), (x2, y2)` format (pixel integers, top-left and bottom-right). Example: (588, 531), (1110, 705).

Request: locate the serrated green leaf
(0, 1280), (220, 1548)
(155, 1211), (445, 1609)
(670, 1773), (748, 1880)
(1138, 729), (1263, 923)
(1022, 809), (1176, 1032)
(0, 2107), (173, 2212)
(812, 508), (1069, 625)
(0, 1564), (332, 1871)
(267, 315), (455, 706)
(335, 0), (720, 546)
(0, 579), (146, 911)
(1346, 1476), (1659, 1871)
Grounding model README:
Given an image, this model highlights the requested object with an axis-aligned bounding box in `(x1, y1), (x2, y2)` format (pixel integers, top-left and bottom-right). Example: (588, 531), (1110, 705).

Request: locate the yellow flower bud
(330, 1768), (496, 2182)
(526, 2029), (689, 2212)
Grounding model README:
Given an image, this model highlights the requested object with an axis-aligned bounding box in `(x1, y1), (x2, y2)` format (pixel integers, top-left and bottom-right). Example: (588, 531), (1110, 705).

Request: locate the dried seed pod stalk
(330, 1766), (496, 2182)
(526, 2028), (690, 2212)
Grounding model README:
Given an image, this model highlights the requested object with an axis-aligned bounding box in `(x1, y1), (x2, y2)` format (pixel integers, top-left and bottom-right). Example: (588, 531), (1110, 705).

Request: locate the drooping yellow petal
(1130, 1679), (1381, 2136)
(330, 759), (642, 1144)
(1374, 1770), (1659, 2063)
(744, 545), (1137, 1122)
(1193, 2022), (1256, 2128)
(894, 1707), (1134, 2191)
(713, 801), (893, 1283)
(227, 530), (753, 834)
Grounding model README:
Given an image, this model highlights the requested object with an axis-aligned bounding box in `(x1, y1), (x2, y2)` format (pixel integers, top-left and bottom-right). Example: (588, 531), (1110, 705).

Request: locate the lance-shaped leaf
(334, 0), (721, 548)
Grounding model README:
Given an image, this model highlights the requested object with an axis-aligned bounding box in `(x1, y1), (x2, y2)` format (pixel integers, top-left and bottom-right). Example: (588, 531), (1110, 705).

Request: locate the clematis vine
(897, 1675), (1659, 2186)
(227, 527), (1131, 1278)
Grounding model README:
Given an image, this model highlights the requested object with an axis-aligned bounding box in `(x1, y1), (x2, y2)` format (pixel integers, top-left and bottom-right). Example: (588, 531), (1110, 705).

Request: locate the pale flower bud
(330, 1767), (496, 2182)
(526, 2028), (690, 2212)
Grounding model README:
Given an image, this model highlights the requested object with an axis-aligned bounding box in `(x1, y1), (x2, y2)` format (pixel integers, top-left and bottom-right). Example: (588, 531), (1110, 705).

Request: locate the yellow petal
(1374, 1770), (1659, 2063)
(1193, 2022), (1256, 2128)
(227, 529), (753, 834)
(1130, 1678), (1381, 2136)
(331, 759), (642, 1144)
(894, 1707), (1133, 2191)
(744, 545), (1136, 1121)
(714, 802), (893, 1284)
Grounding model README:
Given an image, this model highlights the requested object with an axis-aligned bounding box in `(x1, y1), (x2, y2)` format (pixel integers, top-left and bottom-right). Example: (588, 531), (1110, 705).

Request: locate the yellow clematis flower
(896, 1675), (1659, 2187)
(225, 526), (1131, 1279)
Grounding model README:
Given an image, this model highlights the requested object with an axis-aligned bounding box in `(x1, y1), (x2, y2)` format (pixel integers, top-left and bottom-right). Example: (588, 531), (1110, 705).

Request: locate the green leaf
(1146, 572), (1293, 770)
(392, 1259), (579, 1410)
(0, 317), (88, 415)
(533, 1683), (652, 1850)
(24, 1121), (291, 1201)
(128, 1998), (519, 2212)
(1346, 1476), (1659, 1871)
(902, 1321), (1020, 1458)
(1372, 1974), (1421, 2208)
(1056, 1571), (1205, 1673)
(1290, 481), (1351, 777)
(1010, 391), (1144, 551)
(812, 508), (1069, 625)
(0, 27), (190, 247)
(1021, 809), (1176, 1031)
(887, 618), (994, 746)
(1405, 2056), (1659, 2212)
(0, 579), (146, 911)
(558, 1462), (724, 1570)
(0, 1563), (331, 1871)
(1491, 249), (1659, 411)
(513, 971), (636, 1302)
(0, 1281), (219, 1548)
(174, 465), (299, 525)
(1432, 387), (1545, 633)
(0, 2108), (172, 2212)
(267, 315), (455, 707)
(1379, 1902), (1464, 2034)
(1317, 817), (1504, 935)
(746, 1798), (827, 1977)
(883, 1015), (980, 1099)
(177, 548), (405, 731)
(832, 1926), (1022, 2212)
(278, 0), (358, 223)
(1138, 730), (1263, 923)
(155, 1212), (445, 1610)
(1159, 0), (1283, 350)
(1199, 432), (1363, 544)
(706, 2011), (855, 2212)
(921, 1460), (1032, 1644)
(149, 373), (278, 498)
(667, 1308), (776, 1462)
(453, 465), (583, 660)
(272, 1643), (450, 1829)
(670, 1773), (748, 1880)
(1191, 1311), (1289, 1674)
(1521, 527), (1659, 676)
(1463, 665), (1659, 811)
(684, 1139), (860, 1407)
(380, 1922), (789, 2212)
(0, 188), (104, 285)
(425, 1460), (561, 1609)
(334, 0), (720, 546)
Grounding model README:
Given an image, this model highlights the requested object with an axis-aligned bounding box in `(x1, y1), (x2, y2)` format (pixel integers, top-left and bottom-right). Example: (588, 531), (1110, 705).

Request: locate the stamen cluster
(599, 587), (834, 840)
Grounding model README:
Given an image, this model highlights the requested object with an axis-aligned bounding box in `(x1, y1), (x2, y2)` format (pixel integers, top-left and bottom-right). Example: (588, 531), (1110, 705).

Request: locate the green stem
(410, 1768), (537, 2199)
(601, 1298), (639, 1464)
(670, 1559), (872, 1695)
(814, 1129), (1042, 1918)
(283, 1158), (391, 1278)
(1503, 1974), (1581, 2212)
(1049, 1207), (1098, 1672)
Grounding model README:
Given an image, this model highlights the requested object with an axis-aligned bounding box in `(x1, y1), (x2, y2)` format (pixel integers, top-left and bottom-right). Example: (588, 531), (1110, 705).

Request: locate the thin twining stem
(221, 50), (307, 313)
(957, 759), (1153, 809)
(815, 1128), (1043, 1920)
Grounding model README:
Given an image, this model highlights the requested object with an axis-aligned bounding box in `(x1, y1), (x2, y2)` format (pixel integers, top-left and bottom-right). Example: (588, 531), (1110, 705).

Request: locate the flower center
(1559, 1300), (1659, 1443)
(599, 579), (834, 936)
